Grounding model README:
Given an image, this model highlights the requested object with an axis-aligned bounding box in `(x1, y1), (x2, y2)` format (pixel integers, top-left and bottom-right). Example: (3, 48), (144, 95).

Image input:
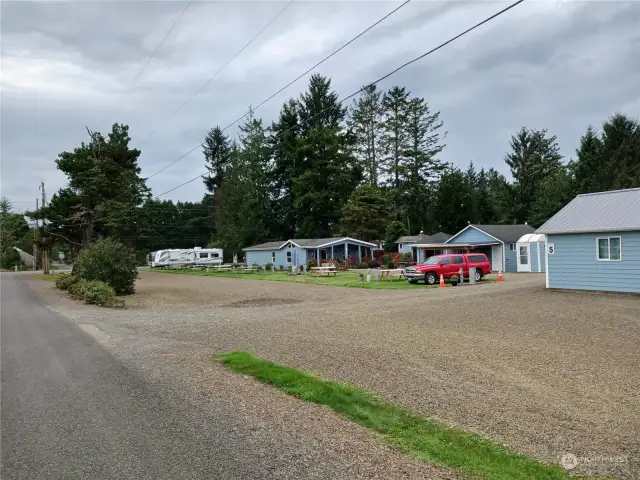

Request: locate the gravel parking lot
(27, 271), (640, 479)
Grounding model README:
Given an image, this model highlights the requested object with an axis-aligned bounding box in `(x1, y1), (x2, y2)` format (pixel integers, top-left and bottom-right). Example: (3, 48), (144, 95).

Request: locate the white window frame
(596, 236), (622, 262)
(271, 251), (276, 263)
(509, 243), (516, 251)
(286, 251), (292, 263)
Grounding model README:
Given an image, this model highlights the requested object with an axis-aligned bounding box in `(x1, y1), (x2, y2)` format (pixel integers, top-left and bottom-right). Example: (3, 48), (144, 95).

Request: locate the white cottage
(515, 233), (546, 273)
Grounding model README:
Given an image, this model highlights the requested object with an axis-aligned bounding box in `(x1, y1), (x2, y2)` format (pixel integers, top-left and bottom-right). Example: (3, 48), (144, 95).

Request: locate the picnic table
(311, 266), (337, 276)
(379, 268), (405, 280)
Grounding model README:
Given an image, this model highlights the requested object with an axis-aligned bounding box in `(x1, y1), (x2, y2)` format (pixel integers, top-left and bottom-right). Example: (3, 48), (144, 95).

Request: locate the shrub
(307, 259), (317, 269)
(386, 261), (396, 269)
(68, 278), (90, 299)
(264, 262), (273, 271)
(84, 280), (118, 307)
(287, 265), (293, 272)
(381, 254), (391, 266)
(55, 273), (78, 291)
(401, 252), (413, 263)
(279, 264), (284, 271)
(1, 248), (25, 270)
(72, 238), (138, 295)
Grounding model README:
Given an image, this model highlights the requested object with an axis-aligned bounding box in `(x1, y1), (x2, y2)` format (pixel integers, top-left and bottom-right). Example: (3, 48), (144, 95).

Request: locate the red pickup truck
(404, 253), (491, 285)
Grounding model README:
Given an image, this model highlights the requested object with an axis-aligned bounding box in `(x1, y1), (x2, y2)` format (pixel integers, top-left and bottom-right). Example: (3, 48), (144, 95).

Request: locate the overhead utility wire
(131, 0), (195, 84)
(140, 0), (295, 144)
(145, 0), (412, 180)
(154, 0), (525, 198)
(59, 0), (524, 227)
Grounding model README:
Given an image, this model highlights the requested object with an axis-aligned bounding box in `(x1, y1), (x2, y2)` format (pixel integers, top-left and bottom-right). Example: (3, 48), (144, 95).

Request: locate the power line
(140, 0), (295, 144)
(57, 0), (524, 229)
(131, 0), (195, 84)
(145, 0), (412, 180)
(151, 0), (525, 197)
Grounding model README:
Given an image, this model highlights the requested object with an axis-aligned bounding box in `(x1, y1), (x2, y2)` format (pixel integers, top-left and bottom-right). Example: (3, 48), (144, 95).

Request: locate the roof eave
(538, 227), (640, 235)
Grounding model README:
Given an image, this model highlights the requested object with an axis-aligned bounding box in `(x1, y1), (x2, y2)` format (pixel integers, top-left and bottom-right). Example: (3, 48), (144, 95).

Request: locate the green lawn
(219, 351), (577, 480)
(150, 267), (447, 290)
(34, 274), (60, 282)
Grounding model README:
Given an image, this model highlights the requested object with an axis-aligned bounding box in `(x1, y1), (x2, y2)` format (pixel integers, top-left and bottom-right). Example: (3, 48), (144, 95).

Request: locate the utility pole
(33, 198), (39, 271)
(39, 181), (49, 274)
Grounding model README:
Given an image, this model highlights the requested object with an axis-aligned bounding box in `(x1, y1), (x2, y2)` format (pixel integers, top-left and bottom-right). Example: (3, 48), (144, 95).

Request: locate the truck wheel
(474, 270), (482, 282)
(425, 272), (437, 285)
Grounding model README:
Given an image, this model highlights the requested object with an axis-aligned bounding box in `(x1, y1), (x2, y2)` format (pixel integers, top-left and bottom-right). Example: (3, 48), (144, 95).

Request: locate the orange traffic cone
(439, 274), (445, 288)
(498, 270), (503, 282)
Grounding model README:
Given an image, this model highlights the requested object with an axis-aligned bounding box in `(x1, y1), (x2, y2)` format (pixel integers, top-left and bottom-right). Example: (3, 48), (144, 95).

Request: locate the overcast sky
(2, 0), (639, 211)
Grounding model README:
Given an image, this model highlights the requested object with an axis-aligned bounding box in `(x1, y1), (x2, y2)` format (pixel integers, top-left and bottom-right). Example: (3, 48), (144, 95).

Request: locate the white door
(491, 245), (503, 272)
(518, 244), (531, 272)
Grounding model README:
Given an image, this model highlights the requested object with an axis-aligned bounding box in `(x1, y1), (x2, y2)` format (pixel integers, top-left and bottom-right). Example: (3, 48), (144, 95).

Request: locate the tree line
(29, 73), (639, 261)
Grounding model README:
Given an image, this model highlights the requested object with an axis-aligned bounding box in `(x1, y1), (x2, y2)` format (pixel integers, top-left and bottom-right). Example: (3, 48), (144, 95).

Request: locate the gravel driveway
(27, 271), (640, 479)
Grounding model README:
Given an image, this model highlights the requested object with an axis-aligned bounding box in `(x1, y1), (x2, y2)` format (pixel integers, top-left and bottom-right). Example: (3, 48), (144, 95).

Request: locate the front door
(518, 244), (531, 272)
(491, 245), (503, 272)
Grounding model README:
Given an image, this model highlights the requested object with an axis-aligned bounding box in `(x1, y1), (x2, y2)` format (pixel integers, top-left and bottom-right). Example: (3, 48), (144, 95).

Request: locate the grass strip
(150, 268), (446, 290)
(219, 351), (573, 480)
(35, 274), (59, 282)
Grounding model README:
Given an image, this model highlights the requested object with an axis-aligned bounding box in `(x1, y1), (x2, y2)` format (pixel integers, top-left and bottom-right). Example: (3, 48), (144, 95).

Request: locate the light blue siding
(399, 243), (413, 254)
(533, 241), (546, 273)
(245, 250), (272, 267)
(447, 227), (498, 245)
(547, 231), (640, 293)
(504, 246), (517, 272)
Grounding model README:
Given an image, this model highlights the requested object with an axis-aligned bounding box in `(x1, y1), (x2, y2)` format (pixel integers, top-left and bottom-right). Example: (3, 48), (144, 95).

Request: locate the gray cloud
(2, 0), (639, 211)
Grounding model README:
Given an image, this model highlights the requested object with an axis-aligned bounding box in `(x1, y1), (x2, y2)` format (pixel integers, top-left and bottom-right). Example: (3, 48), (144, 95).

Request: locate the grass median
(151, 267), (450, 290)
(219, 351), (577, 480)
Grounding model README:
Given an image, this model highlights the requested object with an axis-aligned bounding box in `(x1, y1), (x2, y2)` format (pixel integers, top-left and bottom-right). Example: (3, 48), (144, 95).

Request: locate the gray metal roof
(243, 237), (376, 251)
(396, 232), (452, 244)
(537, 188), (640, 234)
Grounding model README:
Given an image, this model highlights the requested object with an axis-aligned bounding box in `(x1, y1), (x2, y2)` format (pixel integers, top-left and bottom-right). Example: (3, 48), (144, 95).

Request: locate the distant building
(242, 237), (377, 267)
(537, 188), (640, 293)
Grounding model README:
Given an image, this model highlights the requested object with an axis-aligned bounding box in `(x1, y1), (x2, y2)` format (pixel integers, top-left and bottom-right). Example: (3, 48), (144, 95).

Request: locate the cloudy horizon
(2, 0), (639, 212)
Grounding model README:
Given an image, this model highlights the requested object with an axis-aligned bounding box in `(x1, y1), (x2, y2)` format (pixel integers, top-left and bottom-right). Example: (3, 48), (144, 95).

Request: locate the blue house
(395, 232), (451, 259)
(242, 237), (377, 268)
(537, 188), (640, 293)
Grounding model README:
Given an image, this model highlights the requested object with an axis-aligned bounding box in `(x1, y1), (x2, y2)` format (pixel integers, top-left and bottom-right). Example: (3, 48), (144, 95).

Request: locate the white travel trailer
(150, 247), (223, 268)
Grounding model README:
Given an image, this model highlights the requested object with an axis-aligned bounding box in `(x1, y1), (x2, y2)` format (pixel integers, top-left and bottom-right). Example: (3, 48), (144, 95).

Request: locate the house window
(286, 251), (292, 263)
(509, 243), (516, 251)
(519, 246), (528, 265)
(597, 237), (621, 261)
(272, 251), (276, 263)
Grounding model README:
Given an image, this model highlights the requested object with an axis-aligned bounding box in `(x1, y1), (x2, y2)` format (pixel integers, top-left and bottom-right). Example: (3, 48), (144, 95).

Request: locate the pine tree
(202, 126), (231, 196)
(339, 185), (389, 241)
(270, 100), (301, 239)
(504, 127), (563, 223)
(348, 84), (383, 186)
(293, 74), (362, 237)
(380, 86), (410, 189)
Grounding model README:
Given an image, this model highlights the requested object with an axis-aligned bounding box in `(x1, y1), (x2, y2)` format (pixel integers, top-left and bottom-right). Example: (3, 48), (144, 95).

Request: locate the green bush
(264, 262), (273, 271)
(1, 248), (25, 270)
(381, 254), (391, 265)
(68, 278), (90, 299)
(72, 238), (138, 295)
(55, 273), (79, 291)
(84, 280), (120, 307)
(386, 261), (396, 269)
(279, 264), (284, 271)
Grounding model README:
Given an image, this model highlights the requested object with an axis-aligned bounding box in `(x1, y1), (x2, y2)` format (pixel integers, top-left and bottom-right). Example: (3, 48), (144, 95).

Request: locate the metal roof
(396, 232), (452, 244)
(243, 237), (376, 251)
(537, 188), (640, 234)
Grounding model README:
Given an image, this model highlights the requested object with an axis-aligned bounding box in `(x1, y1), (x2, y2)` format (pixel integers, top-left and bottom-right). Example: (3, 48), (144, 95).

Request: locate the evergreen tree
(573, 126), (604, 193)
(339, 185), (389, 241)
(348, 84), (383, 186)
(270, 100), (301, 239)
(380, 86), (411, 189)
(293, 75), (362, 237)
(530, 165), (576, 227)
(202, 126), (231, 196)
(432, 166), (476, 234)
(384, 220), (408, 252)
(504, 127), (563, 223)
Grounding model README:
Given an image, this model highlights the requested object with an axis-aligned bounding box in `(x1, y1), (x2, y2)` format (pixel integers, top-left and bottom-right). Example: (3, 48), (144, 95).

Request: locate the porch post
(331, 245), (334, 259)
(358, 245), (362, 262)
(344, 242), (348, 263)
(316, 248), (320, 264)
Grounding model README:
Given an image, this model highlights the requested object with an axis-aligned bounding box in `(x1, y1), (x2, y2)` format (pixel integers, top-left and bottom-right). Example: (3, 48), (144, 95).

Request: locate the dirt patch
(226, 298), (303, 308)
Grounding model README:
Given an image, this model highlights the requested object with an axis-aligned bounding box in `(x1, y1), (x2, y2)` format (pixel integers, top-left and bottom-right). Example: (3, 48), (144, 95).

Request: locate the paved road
(2, 274), (336, 479)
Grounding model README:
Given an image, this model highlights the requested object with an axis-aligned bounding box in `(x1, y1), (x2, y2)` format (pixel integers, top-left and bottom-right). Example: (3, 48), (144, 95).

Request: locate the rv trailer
(151, 247), (223, 268)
